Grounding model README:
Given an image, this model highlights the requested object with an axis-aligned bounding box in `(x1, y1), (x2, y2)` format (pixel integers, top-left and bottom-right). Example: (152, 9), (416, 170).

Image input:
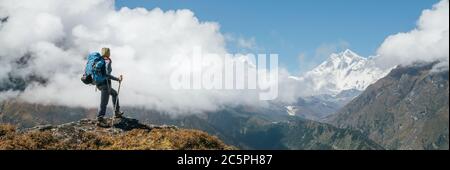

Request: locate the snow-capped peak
(296, 49), (390, 96)
(285, 106), (297, 116)
(322, 49), (366, 70)
(342, 49), (360, 58)
(331, 49), (362, 60)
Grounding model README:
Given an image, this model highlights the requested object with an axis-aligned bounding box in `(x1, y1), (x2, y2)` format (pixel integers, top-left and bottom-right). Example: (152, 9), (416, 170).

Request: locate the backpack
(81, 52), (107, 86)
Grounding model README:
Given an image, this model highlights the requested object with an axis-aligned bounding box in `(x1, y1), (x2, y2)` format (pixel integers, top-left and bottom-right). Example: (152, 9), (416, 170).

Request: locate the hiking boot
(114, 111), (124, 118)
(97, 116), (105, 121)
(96, 117), (109, 127)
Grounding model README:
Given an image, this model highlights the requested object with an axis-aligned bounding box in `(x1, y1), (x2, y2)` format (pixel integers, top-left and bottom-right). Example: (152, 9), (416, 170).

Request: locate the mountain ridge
(0, 100), (383, 150)
(327, 61), (449, 150)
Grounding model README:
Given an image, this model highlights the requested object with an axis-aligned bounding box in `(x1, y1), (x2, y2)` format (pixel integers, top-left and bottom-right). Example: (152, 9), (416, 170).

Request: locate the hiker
(96, 47), (124, 123)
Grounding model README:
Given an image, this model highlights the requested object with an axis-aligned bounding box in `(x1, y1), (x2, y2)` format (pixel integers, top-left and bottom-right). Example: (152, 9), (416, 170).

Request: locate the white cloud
(375, 0), (449, 69)
(0, 0), (279, 114)
(224, 34), (259, 51)
(237, 37), (257, 49)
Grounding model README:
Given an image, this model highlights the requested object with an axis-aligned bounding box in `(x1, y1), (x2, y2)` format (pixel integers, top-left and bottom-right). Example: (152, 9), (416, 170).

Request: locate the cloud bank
(375, 0), (449, 69)
(0, 0), (283, 114)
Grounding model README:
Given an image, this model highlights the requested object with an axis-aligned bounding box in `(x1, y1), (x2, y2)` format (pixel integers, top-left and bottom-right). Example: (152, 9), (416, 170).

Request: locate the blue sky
(115, 0), (439, 74)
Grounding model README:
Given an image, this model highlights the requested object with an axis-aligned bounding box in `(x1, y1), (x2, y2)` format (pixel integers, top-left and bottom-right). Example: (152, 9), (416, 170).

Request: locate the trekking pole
(111, 75), (123, 128)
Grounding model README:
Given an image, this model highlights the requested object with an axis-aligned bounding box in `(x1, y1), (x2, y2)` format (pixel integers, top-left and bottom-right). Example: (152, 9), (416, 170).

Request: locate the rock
(0, 117), (233, 150)
(33, 124), (53, 131)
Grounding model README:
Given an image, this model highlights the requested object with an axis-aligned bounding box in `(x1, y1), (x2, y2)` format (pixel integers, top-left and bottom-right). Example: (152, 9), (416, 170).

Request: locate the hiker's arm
(107, 74), (120, 81)
(105, 60), (120, 81)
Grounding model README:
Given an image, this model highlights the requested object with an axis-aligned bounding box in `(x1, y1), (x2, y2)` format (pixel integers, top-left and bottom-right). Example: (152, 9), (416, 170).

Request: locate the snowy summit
(294, 49), (389, 95)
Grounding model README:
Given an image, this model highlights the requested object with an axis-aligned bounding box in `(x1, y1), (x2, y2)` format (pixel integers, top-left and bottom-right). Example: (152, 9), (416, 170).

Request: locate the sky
(115, 0), (440, 74)
(0, 0), (447, 113)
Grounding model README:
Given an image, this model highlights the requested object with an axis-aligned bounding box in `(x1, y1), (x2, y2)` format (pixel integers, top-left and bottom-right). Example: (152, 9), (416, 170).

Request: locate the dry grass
(108, 129), (234, 150)
(0, 124), (235, 150)
(0, 124), (16, 136)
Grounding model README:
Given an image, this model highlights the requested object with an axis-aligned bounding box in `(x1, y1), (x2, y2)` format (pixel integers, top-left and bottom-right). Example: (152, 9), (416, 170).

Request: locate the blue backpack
(81, 52), (107, 85)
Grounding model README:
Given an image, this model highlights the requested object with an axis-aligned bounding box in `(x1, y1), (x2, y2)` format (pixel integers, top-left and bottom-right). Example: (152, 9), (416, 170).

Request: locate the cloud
(375, 0), (449, 70)
(224, 34), (260, 52)
(237, 37), (257, 49)
(0, 0), (281, 114)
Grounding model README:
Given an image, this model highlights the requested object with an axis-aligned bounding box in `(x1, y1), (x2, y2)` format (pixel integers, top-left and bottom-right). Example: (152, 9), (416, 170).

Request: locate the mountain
(0, 101), (383, 150)
(0, 100), (97, 128)
(295, 49), (389, 96)
(111, 107), (383, 150)
(285, 96), (341, 120)
(327, 62), (449, 150)
(284, 50), (389, 120)
(205, 108), (383, 150)
(0, 117), (233, 150)
(284, 89), (363, 121)
(0, 49), (403, 150)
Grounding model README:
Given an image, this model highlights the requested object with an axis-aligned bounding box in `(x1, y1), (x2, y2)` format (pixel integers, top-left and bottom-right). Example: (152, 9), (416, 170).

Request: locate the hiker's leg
(98, 88), (110, 118)
(110, 88), (120, 112)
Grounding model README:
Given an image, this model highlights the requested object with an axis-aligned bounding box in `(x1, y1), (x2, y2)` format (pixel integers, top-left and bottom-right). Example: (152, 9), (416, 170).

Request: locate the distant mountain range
(327, 62), (449, 150)
(0, 101), (383, 150)
(1, 50), (448, 150)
